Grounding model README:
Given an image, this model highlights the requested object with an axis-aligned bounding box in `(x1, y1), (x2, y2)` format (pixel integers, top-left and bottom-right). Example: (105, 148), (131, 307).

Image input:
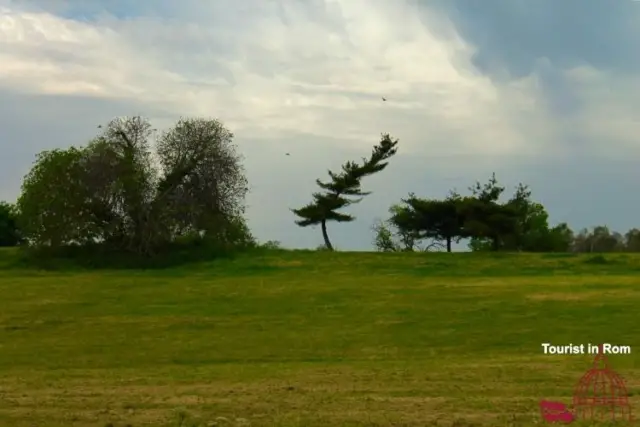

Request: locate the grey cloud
(430, 0), (640, 78)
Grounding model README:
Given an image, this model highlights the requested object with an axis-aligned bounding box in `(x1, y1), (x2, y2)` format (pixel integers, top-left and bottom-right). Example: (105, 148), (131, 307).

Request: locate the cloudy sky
(1, 0), (639, 250)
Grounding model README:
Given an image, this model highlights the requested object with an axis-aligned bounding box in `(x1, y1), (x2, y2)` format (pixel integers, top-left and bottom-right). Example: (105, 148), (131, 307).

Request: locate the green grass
(1, 249), (640, 426)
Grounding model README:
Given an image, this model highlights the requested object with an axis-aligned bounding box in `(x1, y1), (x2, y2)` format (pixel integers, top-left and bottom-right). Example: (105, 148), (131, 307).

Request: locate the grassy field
(1, 249), (639, 426)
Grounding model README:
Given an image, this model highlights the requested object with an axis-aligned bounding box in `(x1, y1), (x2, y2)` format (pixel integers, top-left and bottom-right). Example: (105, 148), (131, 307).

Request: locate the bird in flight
(286, 153), (290, 156)
(382, 97), (387, 101)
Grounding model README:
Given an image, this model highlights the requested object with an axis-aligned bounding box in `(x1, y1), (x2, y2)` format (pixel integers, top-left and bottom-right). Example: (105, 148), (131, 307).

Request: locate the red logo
(540, 344), (632, 423)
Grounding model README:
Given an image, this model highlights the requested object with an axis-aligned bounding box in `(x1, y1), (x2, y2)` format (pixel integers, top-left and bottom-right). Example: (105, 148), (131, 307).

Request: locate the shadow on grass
(1, 242), (255, 271)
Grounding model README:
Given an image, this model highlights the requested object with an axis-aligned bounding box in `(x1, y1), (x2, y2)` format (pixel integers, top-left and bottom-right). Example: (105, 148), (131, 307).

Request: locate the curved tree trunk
(321, 219), (334, 251)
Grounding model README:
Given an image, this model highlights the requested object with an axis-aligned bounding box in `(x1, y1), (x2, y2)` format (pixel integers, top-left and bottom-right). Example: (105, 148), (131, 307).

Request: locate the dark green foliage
(293, 133), (398, 250)
(625, 228), (640, 252)
(384, 174), (520, 252)
(379, 173), (587, 253)
(0, 201), (21, 246)
(463, 175), (575, 252)
(458, 195), (519, 251)
(16, 116), (252, 265)
(390, 194), (463, 252)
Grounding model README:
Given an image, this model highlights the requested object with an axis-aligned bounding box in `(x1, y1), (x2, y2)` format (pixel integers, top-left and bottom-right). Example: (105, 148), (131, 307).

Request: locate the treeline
(0, 115), (638, 264)
(0, 116), (255, 266)
(372, 174), (640, 253)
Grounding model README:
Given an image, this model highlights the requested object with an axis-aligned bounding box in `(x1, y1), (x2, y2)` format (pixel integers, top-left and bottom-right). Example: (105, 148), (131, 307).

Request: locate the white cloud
(0, 0), (555, 159)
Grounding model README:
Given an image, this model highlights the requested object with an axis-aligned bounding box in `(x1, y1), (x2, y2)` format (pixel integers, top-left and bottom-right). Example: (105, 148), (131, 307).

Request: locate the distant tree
(292, 134), (398, 251)
(546, 222), (575, 252)
(459, 173), (525, 251)
(572, 226), (624, 253)
(392, 192), (463, 252)
(18, 116), (251, 255)
(571, 228), (590, 252)
(372, 203), (428, 252)
(625, 228), (640, 252)
(458, 196), (518, 251)
(464, 176), (573, 252)
(499, 184), (573, 251)
(0, 201), (21, 246)
(372, 219), (399, 252)
(462, 173), (511, 251)
(260, 240), (282, 250)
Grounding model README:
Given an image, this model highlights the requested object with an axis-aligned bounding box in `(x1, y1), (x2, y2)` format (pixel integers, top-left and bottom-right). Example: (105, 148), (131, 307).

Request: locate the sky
(1, 0), (639, 250)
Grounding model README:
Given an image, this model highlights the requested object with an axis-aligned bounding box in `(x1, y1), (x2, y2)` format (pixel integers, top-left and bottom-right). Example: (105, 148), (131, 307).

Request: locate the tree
(155, 117), (250, 248)
(17, 116), (251, 256)
(458, 196), (518, 251)
(545, 222), (575, 252)
(462, 173), (512, 251)
(572, 226), (624, 253)
(292, 134), (398, 250)
(469, 172), (504, 203)
(459, 173), (522, 251)
(463, 176), (573, 252)
(391, 193), (463, 252)
(498, 183), (572, 252)
(625, 228), (640, 252)
(372, 203), (426, 252)
(0, 201), (21, 246)
(18, 147), (92, 247)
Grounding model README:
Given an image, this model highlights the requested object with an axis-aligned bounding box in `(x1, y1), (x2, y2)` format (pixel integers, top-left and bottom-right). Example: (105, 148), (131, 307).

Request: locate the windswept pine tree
(292, 133), (398, 250)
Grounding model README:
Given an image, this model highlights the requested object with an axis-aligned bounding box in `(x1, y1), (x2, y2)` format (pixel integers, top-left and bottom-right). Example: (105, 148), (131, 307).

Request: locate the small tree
(372, 203), (423, 252)
(292, 134), (398, 250)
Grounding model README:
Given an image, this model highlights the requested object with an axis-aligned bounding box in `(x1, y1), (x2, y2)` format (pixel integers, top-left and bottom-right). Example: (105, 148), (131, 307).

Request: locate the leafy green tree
(500, 183), (571, 251)
(0, 201), (21, 246)
(293, 134), (398, 251)
(459, 173), (523, 251)
(18, 116), (251, 256)
(546, 222), (574, 252)
(458, 196), (518, 251)
(462, 173), (514, 251)
(391, 193), (463, 252)
(464, 176), (571, 252)
(18, 147), (92, 247)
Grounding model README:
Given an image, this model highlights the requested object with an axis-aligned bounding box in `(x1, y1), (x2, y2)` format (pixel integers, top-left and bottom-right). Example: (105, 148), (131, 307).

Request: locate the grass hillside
(1, 249), (639, 426)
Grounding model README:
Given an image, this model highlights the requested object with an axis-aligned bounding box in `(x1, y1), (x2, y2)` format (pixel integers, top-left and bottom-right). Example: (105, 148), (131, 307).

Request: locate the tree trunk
(321, 219), (334, 251)
(446, 237), (452, 252)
